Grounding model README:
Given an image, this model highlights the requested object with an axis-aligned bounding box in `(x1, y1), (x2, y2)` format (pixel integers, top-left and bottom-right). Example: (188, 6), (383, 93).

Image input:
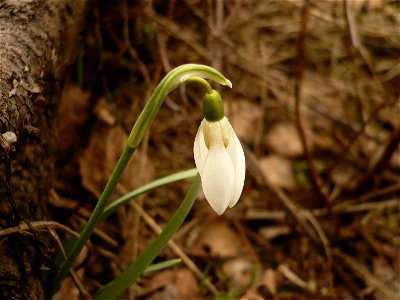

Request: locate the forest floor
(52, 1), (399, 299)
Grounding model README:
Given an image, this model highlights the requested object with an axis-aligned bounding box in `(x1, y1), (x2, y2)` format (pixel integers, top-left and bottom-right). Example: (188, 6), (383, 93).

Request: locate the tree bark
(0, 0), (89, 298)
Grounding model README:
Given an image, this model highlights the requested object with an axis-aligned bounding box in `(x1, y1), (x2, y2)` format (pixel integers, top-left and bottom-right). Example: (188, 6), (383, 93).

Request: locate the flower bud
(202, 90), (224, 122)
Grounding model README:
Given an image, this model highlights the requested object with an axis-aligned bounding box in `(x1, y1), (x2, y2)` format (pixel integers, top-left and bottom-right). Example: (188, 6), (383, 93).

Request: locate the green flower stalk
(127, 64), (231, 149)
(47, 64), (231, 298)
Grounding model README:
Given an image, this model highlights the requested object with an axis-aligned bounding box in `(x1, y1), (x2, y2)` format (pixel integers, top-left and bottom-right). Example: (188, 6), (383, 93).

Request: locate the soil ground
(52, 1), (399, 299)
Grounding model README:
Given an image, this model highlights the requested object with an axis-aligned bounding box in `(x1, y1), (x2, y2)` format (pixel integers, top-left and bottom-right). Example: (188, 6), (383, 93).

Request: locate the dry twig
(48, 229), (92, 300)
(294, 1), (328, 202)
(0, 221), (79, 238)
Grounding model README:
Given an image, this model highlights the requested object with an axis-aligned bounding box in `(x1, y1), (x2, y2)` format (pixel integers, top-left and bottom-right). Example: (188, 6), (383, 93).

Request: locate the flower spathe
(194, 117), (246, 215)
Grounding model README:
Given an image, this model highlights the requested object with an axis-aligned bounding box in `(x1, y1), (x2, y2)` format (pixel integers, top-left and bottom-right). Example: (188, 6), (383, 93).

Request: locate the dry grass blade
(244, 144), (319, 242)
(300, 208), (336, 297)
(294, 1), (328, 202)
(49, 229), (93, 300)
(245, 143), (337, 296)
(278, 264), (315, 292)
(334, 249), (398, 299)
(351, 128), (400, 194)
(149, 9), (209, 60)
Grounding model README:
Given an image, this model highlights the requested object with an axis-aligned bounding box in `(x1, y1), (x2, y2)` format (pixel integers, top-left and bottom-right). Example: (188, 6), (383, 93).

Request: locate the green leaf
(144, 258), (181, 274)
(94, 174), (201, 299)
(100, 168), (198, 222)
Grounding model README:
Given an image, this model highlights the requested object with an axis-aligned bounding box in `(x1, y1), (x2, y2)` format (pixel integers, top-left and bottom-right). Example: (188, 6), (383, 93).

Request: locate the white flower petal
(225, 121), (246, 208)
(225, 119), (246, 207)
(218, 117), (231, 147)
(201, 142), (234, 215)
(193, 120), (208, 174)
(193, 117), (245, 214)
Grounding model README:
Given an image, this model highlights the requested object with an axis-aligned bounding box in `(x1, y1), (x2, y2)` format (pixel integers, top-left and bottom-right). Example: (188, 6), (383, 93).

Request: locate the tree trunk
(0, 0), (88, 298)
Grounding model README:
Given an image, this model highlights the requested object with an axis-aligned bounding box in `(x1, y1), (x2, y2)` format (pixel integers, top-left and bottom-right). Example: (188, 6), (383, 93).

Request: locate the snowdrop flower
(194, 90), (245, 215)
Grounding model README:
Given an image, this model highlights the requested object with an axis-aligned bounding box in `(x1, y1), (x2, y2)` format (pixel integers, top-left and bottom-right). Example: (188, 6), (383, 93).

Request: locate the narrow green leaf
(94, 175), (201, 299)
(100, 168), (198, 221)
(144, 258), (181, 274)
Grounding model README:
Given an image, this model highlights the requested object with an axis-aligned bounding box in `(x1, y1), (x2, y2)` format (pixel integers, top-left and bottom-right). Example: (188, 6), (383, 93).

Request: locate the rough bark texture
(0, 0), (88, 298)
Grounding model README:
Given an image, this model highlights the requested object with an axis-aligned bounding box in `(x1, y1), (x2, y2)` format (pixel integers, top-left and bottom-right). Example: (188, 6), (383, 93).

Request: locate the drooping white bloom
(194, 117), (246, 215)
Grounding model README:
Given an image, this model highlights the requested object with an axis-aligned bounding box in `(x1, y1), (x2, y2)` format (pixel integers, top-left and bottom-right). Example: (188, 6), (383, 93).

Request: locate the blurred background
(53, 0), (399, 299)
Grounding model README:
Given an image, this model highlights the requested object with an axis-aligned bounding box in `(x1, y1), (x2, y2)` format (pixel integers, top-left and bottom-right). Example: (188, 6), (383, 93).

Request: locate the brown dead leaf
(239, 268), (277, 300)
(330, 163), (357, 188)
(262, 268), (277, 295)
(173, 268), (200, 299)
(259, 225), (291, 240)
(139, 269), (174, 297)
(190, 218), (247, 258)
(239, 291), (265, 300)
(142, 269), (200, 300)
(94, 98), (117, 126)
(229, 99), (263, 143)
(53, 276), (80, 300)
(266, 123), (310, 157)
(260, 155), (296, 189)
(79, 124), (154, 199)
(390, 149), (400, 169)
(57, 84), (92, 154)
(348, 0), (384, 10)
(372, 258), (400, 300)
(223, 258), (254, 289)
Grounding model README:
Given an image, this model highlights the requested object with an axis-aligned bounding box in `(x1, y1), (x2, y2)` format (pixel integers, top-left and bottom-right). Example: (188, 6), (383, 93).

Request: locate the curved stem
(127, 64), (231, 148)
(185, 77), (213, 93)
